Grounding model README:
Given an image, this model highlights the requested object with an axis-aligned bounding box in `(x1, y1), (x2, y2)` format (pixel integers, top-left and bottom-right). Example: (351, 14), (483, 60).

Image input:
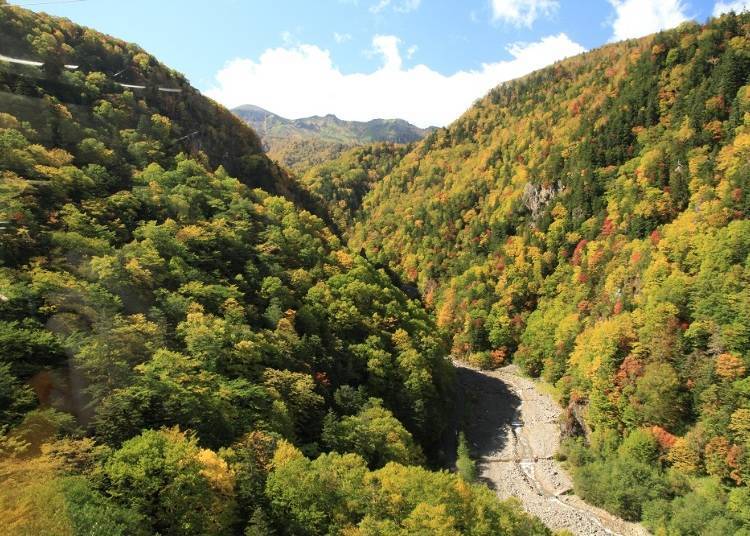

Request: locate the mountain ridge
(233, 103), (434, 172)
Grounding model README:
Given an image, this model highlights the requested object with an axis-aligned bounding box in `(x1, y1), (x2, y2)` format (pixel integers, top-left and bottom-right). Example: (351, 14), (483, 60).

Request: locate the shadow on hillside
(453, 365), (521, 490)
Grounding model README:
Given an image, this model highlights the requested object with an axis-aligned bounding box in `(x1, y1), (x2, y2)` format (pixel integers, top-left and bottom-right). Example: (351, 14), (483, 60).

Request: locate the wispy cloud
(205, 33), (585, 128)
(608, 0), (688, 41)
(490, 0), (559, 27)
(713, 0), (750, 16)
(333, 32), (353, 44)
(370, 0), (421, 14)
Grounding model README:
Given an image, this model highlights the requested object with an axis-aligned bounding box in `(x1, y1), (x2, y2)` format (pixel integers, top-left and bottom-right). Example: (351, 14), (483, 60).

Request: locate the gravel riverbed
(454, 361), (651, 536)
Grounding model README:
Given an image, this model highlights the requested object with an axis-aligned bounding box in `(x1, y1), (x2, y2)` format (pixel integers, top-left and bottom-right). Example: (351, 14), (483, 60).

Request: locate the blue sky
(11, 0), (749, 126)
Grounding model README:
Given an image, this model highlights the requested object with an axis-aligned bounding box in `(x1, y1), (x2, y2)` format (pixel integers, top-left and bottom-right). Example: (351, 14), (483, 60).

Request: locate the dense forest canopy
(0, 3), (552, 535)
(330, 11), (750, 534)
(299, 142), (414, 233)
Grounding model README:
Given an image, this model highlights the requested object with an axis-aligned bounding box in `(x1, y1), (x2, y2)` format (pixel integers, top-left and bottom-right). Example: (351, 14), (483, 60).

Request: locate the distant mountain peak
(232, 104), (434, 172)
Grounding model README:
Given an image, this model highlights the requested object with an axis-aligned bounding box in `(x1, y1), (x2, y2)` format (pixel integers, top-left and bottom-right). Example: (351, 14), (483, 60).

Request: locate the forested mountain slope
(233, 104), (432, 172)
(0, 9), (319, 207)
(300, 142), (413, 232)
(343, 12), (750, 533)
(0, 4), (548, 535)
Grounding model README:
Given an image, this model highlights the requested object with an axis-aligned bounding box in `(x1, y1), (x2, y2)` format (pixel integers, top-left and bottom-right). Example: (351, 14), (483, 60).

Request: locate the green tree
(322, 398), (424, 468)
(94, 349), (272, 447)
(455, 431), (477, 482)
(103, 428), (236, 536)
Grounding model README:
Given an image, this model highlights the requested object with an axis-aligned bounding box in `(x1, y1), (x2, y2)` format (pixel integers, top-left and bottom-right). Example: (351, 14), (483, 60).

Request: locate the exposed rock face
(522, 181), (564, 222)
(562, 400), (592, 442)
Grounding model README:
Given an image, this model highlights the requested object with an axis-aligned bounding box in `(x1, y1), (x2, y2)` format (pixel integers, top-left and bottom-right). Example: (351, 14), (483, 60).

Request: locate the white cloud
(204, 33), (585, 128)
(369, 0), (420, 13)
(490, 0), (559, 27)
(713, 0), (750, 15)
(608, 0), (688, 41)
(281, 31), (294, 45)
(371, 35), (403, 69)
(406, 44), (418, 59)
(394, 0), (421, 12)
(370, 0), (390, 13)
(334, 32), (352, 44)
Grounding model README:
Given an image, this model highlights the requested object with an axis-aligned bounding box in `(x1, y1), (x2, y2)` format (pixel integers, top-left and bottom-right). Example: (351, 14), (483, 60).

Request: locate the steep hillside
(0, 12), (322, 207)
(233, 103), (432, 172)
(345, 13), (750, 533)
(300, 142), (413, 232)
(0, 5), (549, 535)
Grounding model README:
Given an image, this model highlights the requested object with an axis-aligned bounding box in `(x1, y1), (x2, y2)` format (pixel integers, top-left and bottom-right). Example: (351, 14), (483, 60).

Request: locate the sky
(9, 0), (750, 127)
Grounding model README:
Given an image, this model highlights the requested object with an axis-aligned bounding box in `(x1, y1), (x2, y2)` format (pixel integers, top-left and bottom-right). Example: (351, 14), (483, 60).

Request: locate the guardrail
(0, 52), (182, 93)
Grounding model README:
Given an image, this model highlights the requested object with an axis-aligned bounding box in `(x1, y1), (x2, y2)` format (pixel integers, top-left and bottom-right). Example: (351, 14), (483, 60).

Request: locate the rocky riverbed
(454, 361), (651, 536)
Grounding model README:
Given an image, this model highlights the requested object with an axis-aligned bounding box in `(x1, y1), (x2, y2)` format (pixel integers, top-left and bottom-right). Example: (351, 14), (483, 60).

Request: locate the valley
(1, 2), (750, 534)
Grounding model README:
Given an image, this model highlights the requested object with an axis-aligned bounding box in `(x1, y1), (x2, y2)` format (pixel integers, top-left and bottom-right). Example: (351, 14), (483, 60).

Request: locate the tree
(265, 446), (367, 535)
(455, 432), (477, 482)
(94, 350), (272, 448)
(631, 362), (685, 431)
(263, 369), (324, 444)
(322, 398), (424, 468)
(74, 314), (164, 406)
(0, 362), (35, 426)
(0, 321), (67, 379)
(223, 431), (279, 531)
(62, 476), (149, 536)
(572, 429), (669, 521)
(103, 428), (236, 536)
